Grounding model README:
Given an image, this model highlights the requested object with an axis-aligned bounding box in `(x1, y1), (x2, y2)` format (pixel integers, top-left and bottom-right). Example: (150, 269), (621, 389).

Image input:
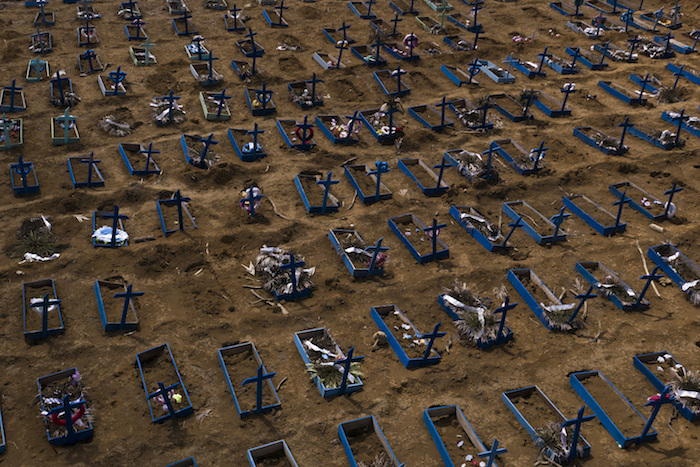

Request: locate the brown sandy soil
(0, 0), (699, 466)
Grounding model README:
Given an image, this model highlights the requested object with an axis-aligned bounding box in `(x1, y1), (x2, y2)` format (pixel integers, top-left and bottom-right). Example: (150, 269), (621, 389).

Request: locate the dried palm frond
(306, 362), (363, 388)
(358, 452), (394, 467)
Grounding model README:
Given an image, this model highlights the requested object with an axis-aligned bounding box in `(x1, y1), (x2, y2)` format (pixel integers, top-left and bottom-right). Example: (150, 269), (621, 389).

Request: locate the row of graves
(3, 0), (700, 465)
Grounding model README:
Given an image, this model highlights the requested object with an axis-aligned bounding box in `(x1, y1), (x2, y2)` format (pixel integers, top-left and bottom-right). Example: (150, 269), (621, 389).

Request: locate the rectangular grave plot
(544, 54), (578, 74)
(443, 35), (472, 52)
(550, 1), (584, 16)
(0, 88), (27, 113)
(448, 98), (493, 130)
(359, 108), (402, 143)
(584, 0), (614, 13)
(287, 81), (322, 109)
(168, 0), (190, 14)
(199, 91), (231, 121)
(92, 211), (128, 248)
(276, 119), (315, 150)
(230, 60), (253, 80)
(328, 229), (385, 277)
(447, 11), (471, 29)
(609, 181), (666, 220)
(157, 198), (196, 235)
(344, 164), (391, 204)
(570, 371), (655, 447)
(408, 105), (453, 131)
(598, 80), (647, 105)
(23, 279), (64, 340)
(228, 128), (267, 161)
(237, 39), (265, 58)
(94, 280), (138, 330)
(391, 0), (418, 15)
(449, 205), (509, 252)
(294, 173), (339, 213)
(639, 11), (680, 30)
(51, 118), (79, 145)
(567, 20), (602, 38)
(339, 416), (401, 466)
(322, 28), (356, 45)
(443, 148), (492, 183)
(350, 45), (387, 67)
(502, 386), (591, 463)
(595, 42), (637, 62)
(633, 351), (700, 421)
(129, 46), (157, 66)
(574, 126), (622, 155)
(502, 201), (566, 244)
(315, 115), (359, 145)
(10, 158), (39, 195)
(294, 327), (364, 397)
(629, 74), (660, 93)
(97, 75), (127, 96)
(415, 15), (443, 34)
(437, 292), (514, 350)
(661, 111), (700, 139)
(647, 243), (700, 293)
(247, 440), (299, 467)
(263, 9), (288, 27)
(478, 60), (515, 84)
(441, 65), (475, 87)
(37, 368), (94, 445)
(628, 124), (682, 150)
(563, 194), (625, 236)
(575, 261), (647, 311)
(371, 304), (440, 368)
(493, 139), (541, 175)
(507, 269), (578, 331)
(533, 91), (571, 117)
(488, 94), (529, 122)
(119, 143), (162, 176)
(423, 405), (499, 467)
(218, 342), (280, 417)
(565, 47), (607, 70)
(397, 158), (448, 196)
(67, 156), (105, 188)
(31, 31), (53, 54)
(26, 59), (50, 82)
(389, 213), (448, 264)
(424, 0), (451, 11)
(136, 343), (193, 423)
(374, 70), (410, 97)
(313, 52), (346, 70)
(348, 1), (376, 19)
(666, 63), (700, 86)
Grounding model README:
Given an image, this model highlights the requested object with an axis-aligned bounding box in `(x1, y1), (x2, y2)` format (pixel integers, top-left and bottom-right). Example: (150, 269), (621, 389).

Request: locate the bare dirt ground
(0, 0), (698, 465)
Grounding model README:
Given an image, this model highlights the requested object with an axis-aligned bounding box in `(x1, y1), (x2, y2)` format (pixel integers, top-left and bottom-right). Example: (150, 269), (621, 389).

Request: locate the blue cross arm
(241, 370), (277, 386)
(30, 298), (62, 308)
(147, 382), (180, 399)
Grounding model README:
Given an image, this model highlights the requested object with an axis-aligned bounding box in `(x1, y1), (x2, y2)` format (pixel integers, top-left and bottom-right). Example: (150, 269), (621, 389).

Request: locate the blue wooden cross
(671, 108), (685, 148)
(308, 73), (322, 106)
(204, 50), (219, 83)
(32, 25), (49, 54)
(385, 102), (398, 134)
(273, 0), (288, 26)
(597, 41), (610, 66)
(240, 186), (264, 217)
(372, 34), (384, 64)
(617, 116), (633, 154)
(390, 12), (402, 37)
(211, 88), (231, 118)
(664, 182), (683, 218)
(177, 11), (194, 35)
(102, 204), (129, 247)
(536, 46), (552, 76)
(230, 4), (243, 30)
(568, 47), (583, 68)
(530, 140), (548, 172)
(635, 265), (663, 307)
(612, 189), (631, 232)
(1, 113), (16, 149)
(690, 32), (700, 53)
(35, 0), (52, 26)
(164, 190), (191, 231)
(435, 96), (450, 130)
(80, 16), (97, 47)
(80, 152), (101, 187)
(196, 133), (219, 167)
(468, 23), (483, 50)
(636, 73), (651, 102)
(594, 13), (605, 37)
(345, 110), (362, 136)
(560, 83), (575, 111)
(365, 0), (376, 18)
(623, 7), (633, 33)
(478, 438), (506, 467)
(241, 364), (277, 414)
(148, 382), (180, 420)
(392, 66), (406, 94)
(640, 385), (674, 442)
(521, 92), (535, 119)
(336, 347), (364, 395)
(672, 64), (685, 89)
(47, 394), (87, 444)
(661, 30), (674, 55)
(246, 123), (264, 156)
(651, 7), (663, 32)
(481, 141), (497, 180)
(2, 80), (23, 113)
(139, 38), (156, 65)
(80, 49), (100, 72)
(138, 142), (161, 175)
(499, 216), (523, 248)
(30, 293), (62, 339)
(561, 405), (595, 463)
(295, 115), (314, 150)
(335, 35), (349, 69)
(315, 170), (339, 213)
(254, 82), (273, 113)
(502, 53), (517, 76)
(406, 31), (417, 58)
(628, 35), (641, 62)
(113, 284), (144, 328)
(122, 0), (139, 12)
(11, 155), (33, 191)
(420, 321), (446, 364)
(245, 28), (259, 57)
(368, 161), (389, 200)
(433, 156), (451, 189)
(424, 218), (447, 259)
(550, 207), (570, 242)
(365, 237), (389, 272)
(106, 67), (127, 96)
(470, 0), (484, 24)
(280, 253), (305, 297)
(130, 17), (146, 41)
(493, 296), (517, 341)
(475, 100), (491, 128)
(190, 36), (207, 60)
(161, 90), (181, 123)
(568, 285), (596, 324)
(56, 107), (77, 144)
(28, 57), (48, 81)
(467, 57), (481, 84)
